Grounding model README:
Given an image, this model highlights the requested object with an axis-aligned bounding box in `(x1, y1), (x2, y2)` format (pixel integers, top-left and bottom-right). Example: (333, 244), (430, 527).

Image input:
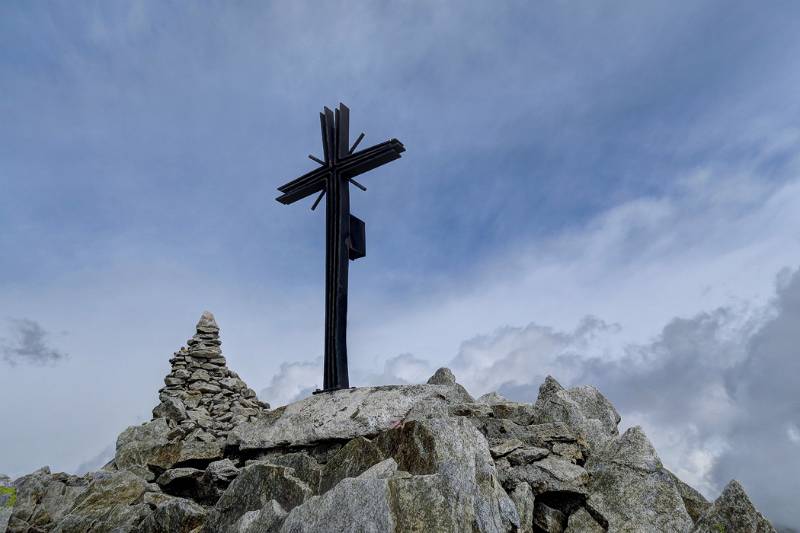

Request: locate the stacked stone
(154, 311), (268, 445)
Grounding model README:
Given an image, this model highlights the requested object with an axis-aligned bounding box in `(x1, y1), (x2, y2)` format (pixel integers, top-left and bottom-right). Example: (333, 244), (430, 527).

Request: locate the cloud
(1, 319), (67, 366)
(446, 269), (800, 527)
(259, 358), (322, 408)
(366, 353), (433, 386)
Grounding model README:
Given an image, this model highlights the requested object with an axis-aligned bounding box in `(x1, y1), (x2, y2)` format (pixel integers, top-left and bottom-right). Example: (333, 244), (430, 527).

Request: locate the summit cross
(277, 103), (405, 392)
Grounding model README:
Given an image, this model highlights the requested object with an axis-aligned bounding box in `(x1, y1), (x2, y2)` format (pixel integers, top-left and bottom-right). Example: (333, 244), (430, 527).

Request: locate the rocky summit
(1, 313), (777, 533)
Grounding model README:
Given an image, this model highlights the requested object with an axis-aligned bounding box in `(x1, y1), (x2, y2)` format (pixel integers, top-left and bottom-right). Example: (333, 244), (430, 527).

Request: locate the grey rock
(188, 409), (214, 429)
(358, 458), (399, 480)
(156, 467), (203, 485)
(533, 501), (566, 533)
(522, 422), (583, 449)
(551, 442), (584, 464)
(139, 496), (207, 533)
(375, 416), (519, 532)
(156, 468), (203, 498)
(477, 391), (510, 405)
(319, 436), (385, 493)
(473, 418), (581, 454)
(668, 470), (711, 523)
(229, 383), (473, 451)
(510, 483), (535, 533)
(220, 377), (246, 391)
(178, 439), (223, 465)
(426, 367), (456, 385)
(489, 438), (524, 458)
(199, 459), (240, 503)
(534, 375), (620, 451)
(233, 500), (287, 533)
(189, 369), (211, 382)
(207, 463), (312, 532)
(153, 397), (188, 422)
(488, 401), (541, 426)
(7, 467), (90, 533)
(51, 470), (150, 533)
(507, 446), (550, 466)
(498, 456), (589, 496)
(115, 418), (181, 473)
(394, 472), (519, 532)
(594, 424), (661, 471)
(184, 393), (202, 409)
(565, 507), (605, 533)
(280, 475), (393, 533)
(190, 348), (222, 360)
(450, 402), (495, 419)
(585, 426), (694, 532)
(173, 368), (191, 380)
(257, 453), (321, 494)
(189, 381), (221, 394)
(692, 480), (776, 533)
(197, 310), (219, 331)
(142, 491), (174, 507)
(424, 367), (476, 400)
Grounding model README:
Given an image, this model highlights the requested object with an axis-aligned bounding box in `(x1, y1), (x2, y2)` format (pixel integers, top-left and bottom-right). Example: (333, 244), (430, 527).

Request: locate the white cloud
(259, 358), (323, 408)
(788, 424), (800, 445)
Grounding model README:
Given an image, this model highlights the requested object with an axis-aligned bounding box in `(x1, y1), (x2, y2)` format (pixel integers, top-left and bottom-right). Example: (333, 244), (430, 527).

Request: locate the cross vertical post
(277, 103), (405, 392)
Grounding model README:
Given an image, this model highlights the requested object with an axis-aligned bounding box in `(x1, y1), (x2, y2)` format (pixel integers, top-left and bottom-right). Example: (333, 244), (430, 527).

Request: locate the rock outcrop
(691, 480), (775, 533)
(2, 316), (778, 532)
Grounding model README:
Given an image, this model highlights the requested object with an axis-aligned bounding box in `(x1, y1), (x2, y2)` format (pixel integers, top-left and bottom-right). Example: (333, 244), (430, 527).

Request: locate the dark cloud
(1, 318), (67, 366)
(709, 269), (800, 530)
(440, 270), (800, 527)
(564, 275), (800, 528)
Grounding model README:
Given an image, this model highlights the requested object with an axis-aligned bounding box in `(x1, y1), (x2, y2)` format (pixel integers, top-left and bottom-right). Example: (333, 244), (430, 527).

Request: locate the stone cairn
(153, 311), (268, 446)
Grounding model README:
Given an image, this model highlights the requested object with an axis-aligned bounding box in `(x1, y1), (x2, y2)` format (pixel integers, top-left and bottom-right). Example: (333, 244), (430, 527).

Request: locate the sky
(1, 0), (799, 527)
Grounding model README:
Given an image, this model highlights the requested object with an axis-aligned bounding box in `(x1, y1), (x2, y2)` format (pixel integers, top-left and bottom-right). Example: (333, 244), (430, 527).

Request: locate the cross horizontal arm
(276, 166), (330, 204)
(339, 139), (405, 179)
(276, 178), (327, 205)
(276, 139), (404, 205)
(278, 165), (327, 194)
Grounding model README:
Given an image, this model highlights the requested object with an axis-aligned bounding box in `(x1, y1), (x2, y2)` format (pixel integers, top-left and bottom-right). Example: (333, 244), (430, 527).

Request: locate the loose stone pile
(154, 311), (268, 446)
(1, 313), (778, 532)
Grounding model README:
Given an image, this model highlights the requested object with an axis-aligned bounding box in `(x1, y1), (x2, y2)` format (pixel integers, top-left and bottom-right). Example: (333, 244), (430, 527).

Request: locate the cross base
(312, 386), (357, 395)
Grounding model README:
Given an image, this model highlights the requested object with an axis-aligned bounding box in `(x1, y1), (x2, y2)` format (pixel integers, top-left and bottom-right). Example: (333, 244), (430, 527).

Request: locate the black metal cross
(277, 103), (405, 392)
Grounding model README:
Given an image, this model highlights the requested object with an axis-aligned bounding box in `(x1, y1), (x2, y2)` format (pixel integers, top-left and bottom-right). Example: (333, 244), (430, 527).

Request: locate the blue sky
(2, 1), (800, 527)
